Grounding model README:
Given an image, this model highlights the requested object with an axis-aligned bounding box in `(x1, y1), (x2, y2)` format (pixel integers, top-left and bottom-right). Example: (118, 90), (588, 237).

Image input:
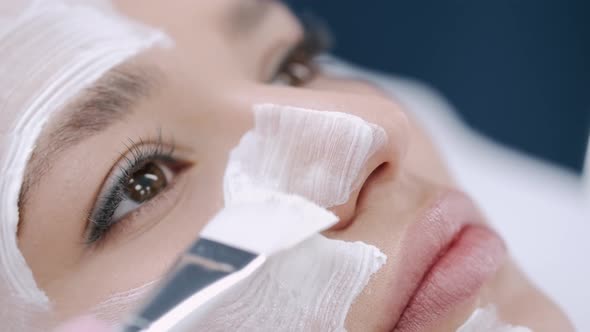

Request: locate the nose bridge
(235, 84), (410, 171)
(228, 84), (410, 226)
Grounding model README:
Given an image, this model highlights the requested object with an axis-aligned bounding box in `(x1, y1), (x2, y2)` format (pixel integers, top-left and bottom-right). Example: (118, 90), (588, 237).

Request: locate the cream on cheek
(90, 280), (161, 323)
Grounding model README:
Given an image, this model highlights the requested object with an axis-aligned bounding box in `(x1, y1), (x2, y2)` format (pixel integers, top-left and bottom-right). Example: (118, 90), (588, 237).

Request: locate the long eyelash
(86, 132), (175, 245)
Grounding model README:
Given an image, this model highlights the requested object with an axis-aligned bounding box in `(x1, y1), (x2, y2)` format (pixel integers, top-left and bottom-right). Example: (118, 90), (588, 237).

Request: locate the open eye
(112, 161), (173, 221)
(86, 140), (191, 244)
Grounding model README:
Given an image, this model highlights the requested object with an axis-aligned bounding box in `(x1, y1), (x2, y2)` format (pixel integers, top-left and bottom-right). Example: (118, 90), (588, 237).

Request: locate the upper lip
(383, 190), (489, 330)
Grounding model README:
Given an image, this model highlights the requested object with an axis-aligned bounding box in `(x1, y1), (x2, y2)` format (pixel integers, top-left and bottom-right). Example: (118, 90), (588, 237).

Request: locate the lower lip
(393, 225), (506, 332)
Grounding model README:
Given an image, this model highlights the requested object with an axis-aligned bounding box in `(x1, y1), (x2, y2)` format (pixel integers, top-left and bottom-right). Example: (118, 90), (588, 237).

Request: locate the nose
(230, 83), (410, 228)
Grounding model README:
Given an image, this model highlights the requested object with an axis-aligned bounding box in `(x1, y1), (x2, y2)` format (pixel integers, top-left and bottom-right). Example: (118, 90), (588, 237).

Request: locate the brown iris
(124, 162), (167, 203)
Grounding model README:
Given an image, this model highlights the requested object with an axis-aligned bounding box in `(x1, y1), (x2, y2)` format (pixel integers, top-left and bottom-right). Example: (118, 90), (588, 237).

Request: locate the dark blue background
(286, 1), (590, 172)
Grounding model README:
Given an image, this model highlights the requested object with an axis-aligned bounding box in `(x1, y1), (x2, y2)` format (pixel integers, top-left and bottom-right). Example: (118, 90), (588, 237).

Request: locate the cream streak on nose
(224, 103), (388, 208)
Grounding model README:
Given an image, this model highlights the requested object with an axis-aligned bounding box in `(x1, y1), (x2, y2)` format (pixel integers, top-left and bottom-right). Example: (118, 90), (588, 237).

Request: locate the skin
(17, 0), (573, 331)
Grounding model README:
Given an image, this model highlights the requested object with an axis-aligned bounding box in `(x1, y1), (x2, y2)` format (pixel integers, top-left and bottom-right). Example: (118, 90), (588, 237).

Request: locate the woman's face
(17, 1), (572, 331)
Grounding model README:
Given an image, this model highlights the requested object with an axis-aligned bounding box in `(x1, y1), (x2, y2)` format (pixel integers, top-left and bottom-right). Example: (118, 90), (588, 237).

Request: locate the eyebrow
(18, 62), (162, 210)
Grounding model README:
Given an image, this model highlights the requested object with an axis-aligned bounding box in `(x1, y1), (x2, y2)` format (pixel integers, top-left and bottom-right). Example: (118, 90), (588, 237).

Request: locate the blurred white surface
(321, 57), (589, 331)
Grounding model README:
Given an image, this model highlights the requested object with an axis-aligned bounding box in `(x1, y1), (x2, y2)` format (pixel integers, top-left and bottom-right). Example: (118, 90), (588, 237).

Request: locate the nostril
(356, 161), (391, 213)
(327, 161), (391, 231)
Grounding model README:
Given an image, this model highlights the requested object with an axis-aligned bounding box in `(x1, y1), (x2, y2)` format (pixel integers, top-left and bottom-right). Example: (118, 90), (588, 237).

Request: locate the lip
(386, 191), (507, 332)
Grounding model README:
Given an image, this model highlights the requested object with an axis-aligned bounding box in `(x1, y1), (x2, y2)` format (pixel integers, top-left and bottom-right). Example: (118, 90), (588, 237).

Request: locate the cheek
(44, 166), (226, 323)
(403, 116), (455, 187)
(19, 148), (111, 291)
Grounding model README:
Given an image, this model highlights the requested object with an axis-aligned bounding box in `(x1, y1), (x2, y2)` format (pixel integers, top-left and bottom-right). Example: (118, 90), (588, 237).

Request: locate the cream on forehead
(0, 0), (169, 326)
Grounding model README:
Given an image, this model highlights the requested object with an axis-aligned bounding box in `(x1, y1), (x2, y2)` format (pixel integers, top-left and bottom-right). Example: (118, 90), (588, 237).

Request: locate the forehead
(114, 0), (297, 72)
(113, 0), (276, 35)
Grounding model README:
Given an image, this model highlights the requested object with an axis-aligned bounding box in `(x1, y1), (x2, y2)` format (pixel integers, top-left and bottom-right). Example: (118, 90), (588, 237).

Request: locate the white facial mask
(457, 306), (532, 332)
(91, 280), (161, 323)
(193, 234), (385, 331)
(0, 0), (168, 329)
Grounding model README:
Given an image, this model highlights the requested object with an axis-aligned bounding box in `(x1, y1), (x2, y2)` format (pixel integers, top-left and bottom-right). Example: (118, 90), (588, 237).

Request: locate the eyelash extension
(86, 134), (176, 245)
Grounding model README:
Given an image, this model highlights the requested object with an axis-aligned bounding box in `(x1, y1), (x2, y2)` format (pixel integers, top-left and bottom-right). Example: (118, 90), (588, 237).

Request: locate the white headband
(0, 0), (167, 327)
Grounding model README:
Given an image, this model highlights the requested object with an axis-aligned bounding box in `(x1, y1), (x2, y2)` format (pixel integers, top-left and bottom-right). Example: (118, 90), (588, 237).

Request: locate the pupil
(125, 162), (167, 203)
